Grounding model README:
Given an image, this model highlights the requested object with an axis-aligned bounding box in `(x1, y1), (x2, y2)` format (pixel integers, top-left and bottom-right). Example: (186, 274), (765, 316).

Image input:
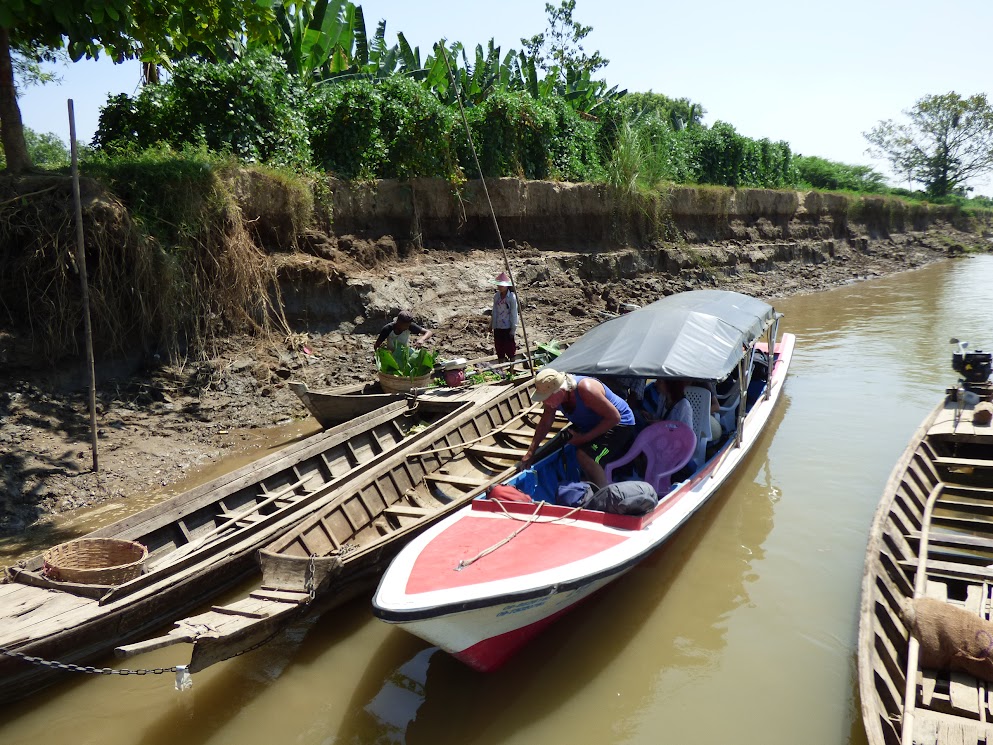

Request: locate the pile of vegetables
(376, 346), (437, 379)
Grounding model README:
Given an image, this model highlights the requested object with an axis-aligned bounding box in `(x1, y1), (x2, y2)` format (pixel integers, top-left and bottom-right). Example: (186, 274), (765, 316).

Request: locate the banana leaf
(375, 348), (401, 375)
(376, 346), (437, 378)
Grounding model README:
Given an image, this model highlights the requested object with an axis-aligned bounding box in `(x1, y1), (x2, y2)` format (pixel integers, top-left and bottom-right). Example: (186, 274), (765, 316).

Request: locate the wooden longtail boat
(859, 357), (993, 745)
(114, 380), (567, 674)
(0, 396), (471, 702)
(373, 290), (795, 671)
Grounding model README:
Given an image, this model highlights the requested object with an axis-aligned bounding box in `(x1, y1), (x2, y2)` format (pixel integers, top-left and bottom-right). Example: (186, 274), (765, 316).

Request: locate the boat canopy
(549, 290), (777, 381)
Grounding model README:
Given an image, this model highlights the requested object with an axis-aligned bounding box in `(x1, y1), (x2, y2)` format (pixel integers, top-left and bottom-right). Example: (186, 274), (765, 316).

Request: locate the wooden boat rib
(859, 384), (993, 745)
(114, 380), (569, 673)
(0, 394), (477, 702)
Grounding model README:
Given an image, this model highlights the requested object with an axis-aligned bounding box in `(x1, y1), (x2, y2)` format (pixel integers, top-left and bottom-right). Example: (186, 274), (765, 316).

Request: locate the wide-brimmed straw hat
(493, 272), (513, 287)
(532, 368), (567, 402)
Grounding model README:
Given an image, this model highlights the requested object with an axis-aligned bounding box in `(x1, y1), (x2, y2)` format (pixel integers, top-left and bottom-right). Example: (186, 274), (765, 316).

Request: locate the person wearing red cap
(491, 272), (518, 369)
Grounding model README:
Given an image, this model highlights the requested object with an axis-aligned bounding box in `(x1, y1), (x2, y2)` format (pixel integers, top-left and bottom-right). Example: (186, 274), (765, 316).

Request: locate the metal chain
(0, 646), (177, 676)
(305, 554), (317, 602)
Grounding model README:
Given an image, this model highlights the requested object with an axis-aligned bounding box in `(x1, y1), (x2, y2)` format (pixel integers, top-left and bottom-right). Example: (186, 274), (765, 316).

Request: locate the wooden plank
(423, 472), (490, 487)
(934, 456), (993, 470)
(949, 672), (981, 717)
(469, 445), (527, 459)
(385, 505), (434, 518)
(909, 530), (993, 552)
(249, 588), (311, 604)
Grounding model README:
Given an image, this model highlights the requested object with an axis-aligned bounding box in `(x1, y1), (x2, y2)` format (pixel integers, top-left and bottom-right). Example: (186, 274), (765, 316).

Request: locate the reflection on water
(3, 257), (993, 745)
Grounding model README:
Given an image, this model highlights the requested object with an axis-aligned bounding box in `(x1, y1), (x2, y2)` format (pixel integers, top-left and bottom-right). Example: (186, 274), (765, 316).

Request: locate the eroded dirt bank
(1, 176), (989, 545)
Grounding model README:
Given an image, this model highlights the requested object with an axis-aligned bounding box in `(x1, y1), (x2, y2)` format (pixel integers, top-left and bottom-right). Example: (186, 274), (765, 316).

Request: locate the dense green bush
(307, 80), (387, 179)
(94, 52), (310, 169)
(795, 155), (887, 193)
(378, 77), (459, 180)
(461, 90), (557, 179)
(544, 96), (604, 182)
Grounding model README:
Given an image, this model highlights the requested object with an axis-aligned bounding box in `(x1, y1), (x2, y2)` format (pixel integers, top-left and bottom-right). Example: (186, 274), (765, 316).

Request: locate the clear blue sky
(15, 0), (993, 195)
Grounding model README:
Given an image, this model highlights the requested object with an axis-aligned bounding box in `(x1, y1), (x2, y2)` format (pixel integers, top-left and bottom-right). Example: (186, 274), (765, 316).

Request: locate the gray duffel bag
(581, 481), (658, 516)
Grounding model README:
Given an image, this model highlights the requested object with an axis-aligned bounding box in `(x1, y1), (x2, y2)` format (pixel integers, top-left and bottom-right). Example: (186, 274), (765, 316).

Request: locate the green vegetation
(375, 346), (437, 378)
(3, 0), (992, 366)
(865, 92), (993, 198)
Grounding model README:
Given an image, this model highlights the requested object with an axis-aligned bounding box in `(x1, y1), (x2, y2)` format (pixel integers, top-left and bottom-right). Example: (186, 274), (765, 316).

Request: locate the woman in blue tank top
(523, 369), (636, 488)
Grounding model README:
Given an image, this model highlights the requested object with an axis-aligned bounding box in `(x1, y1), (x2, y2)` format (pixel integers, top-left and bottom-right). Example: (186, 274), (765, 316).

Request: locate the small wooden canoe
(859, 384), (993, 745)
(115, 380), (568, 674)
(0, 396), (468, 702)
(289, 347), (566, 428)
(289, 380), (405, 426)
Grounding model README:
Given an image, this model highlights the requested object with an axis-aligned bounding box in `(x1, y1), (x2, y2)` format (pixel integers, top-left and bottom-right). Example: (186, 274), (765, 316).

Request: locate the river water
(3, 256), (993, 745)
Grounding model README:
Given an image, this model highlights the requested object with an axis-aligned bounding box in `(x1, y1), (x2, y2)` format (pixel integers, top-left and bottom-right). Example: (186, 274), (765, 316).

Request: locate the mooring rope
(439, 48), (536, 374)
(454, 497), (589, 571)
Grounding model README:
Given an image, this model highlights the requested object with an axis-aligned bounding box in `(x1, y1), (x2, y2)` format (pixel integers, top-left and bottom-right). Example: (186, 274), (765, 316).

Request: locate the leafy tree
(1, 0), (283, 172)
(864, 92), (993, 198)
(521, 1), (607, 83)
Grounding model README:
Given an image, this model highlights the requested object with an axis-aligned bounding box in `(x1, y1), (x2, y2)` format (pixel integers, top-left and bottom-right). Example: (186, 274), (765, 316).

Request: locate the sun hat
(493, 272), (513, 287)
(532, 368), (567, 402)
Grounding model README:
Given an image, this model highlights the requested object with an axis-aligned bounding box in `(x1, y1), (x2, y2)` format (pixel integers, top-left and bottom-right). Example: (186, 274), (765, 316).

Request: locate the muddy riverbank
(1, 230), (972, 546)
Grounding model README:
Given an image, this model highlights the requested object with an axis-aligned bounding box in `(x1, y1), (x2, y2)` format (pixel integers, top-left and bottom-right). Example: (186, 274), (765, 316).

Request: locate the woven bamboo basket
(43, 537), (148, 585)
(378, 371), (432, 393)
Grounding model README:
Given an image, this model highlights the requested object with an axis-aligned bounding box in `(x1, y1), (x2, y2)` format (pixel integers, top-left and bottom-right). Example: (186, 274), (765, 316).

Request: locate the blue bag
(557, 481), (594, 507)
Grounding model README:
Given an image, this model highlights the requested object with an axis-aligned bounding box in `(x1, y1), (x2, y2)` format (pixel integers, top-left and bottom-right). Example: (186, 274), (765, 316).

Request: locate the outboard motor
(951, 338), (992, 386)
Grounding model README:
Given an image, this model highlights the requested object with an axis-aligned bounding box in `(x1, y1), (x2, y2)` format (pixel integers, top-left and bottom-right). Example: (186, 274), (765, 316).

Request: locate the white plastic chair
(683, 385), (714, 466)
(716, 387), (740, 432)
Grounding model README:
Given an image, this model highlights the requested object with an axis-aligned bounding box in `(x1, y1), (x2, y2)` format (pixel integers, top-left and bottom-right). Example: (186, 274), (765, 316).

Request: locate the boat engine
(951, 338), (992, 384)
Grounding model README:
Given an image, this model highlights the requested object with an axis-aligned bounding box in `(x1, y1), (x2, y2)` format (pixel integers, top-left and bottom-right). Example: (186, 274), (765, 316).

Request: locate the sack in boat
(903, 597), (993, 682)
(557, 481), (594, 507)
(582, 481), (658, 516)
(974, 401), (993, 426)
(488, 484), (533, 502)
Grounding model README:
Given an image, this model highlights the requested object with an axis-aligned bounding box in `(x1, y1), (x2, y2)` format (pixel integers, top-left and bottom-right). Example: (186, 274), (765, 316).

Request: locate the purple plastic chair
(604, 421), (697, 495)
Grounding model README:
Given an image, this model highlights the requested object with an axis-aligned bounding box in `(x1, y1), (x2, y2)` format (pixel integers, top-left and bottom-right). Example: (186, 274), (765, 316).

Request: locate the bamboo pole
(439, 47), (536, 373)
(68, 100), (99, 472)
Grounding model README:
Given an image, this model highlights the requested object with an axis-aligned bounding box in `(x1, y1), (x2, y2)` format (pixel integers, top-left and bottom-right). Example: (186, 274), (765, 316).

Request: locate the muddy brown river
(3, 256), (993, 745)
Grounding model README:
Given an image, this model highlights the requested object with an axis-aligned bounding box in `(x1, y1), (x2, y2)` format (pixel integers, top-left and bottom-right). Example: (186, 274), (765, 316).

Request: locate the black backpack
(582, 481), (658, 516)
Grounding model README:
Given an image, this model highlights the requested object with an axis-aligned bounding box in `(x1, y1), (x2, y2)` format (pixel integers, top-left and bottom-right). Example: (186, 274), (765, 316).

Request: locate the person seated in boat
(521, 368), (636, 489)
(374, 310), (433, 355)
(641, 377), (693, 428)
(644, 378), (723, 441)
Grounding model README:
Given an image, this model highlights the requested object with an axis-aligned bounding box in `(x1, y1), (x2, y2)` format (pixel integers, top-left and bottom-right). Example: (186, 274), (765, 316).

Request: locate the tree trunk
(0, 27), (33, 173)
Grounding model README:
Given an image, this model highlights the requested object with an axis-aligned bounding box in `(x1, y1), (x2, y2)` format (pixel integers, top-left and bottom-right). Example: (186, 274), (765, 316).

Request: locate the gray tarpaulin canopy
(549, 290), (777, 381)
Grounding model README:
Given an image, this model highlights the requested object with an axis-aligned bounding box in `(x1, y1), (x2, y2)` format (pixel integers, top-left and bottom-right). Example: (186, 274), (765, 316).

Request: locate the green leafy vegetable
(376, 346), (437, 378)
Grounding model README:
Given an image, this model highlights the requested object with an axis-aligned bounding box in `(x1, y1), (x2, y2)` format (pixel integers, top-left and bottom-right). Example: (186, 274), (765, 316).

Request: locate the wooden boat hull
(372, 333), (795, 671)
(0, 397), (468, 702)
(288, 348), (560, 428)
(289, 380), (405, 427)
(114, 381), (571, 674)
(859, 388), (993, 745)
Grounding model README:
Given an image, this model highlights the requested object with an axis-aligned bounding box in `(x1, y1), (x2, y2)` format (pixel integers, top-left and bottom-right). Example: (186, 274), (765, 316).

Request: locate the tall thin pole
(439, 47), (535, 372)
(68, 99), (99, 472)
